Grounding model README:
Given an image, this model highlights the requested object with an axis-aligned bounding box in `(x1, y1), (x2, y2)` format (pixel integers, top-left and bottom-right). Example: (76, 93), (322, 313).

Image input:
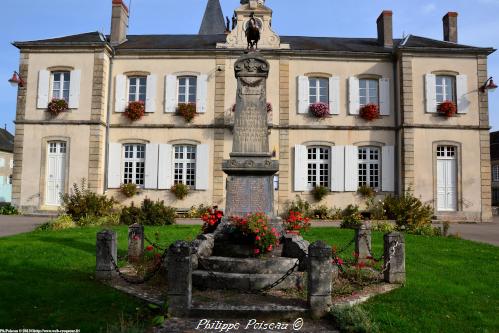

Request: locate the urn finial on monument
(222, 52), (279, 217)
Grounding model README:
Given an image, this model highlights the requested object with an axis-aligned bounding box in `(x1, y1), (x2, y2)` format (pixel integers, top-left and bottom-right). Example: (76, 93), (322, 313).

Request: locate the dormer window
(436, 75), (456, 104)
(51, 71), (70, 102)
(128, 76), (147, 102)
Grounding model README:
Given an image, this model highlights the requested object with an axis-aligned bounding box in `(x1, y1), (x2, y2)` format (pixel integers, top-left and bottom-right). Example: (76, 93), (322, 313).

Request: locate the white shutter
(425, 74), (437, 113)
(107, 143), (122, 189)
(165, 75), (177, 113)
(145, 75), (157, 113)
(115, 74), (127, 112)
(297, 76), (310, 114)
(37, 70), (50, 109)
(144, 144), (159, 189)
(329, 76), (340, 115)
(344, 145), (359, 192)
(456, 75), (470, 114)
(68, 69), (81, 109)
(330, 146), (345, 192)
(196, 74), (208, 113)
(294, 144), (307, 191)
(379, 78), (390, 116)
(158, 144), (173, 189)
(382, 145), (395, 192)
(195, 144), (210, 190)
(348, 77), (360, 115)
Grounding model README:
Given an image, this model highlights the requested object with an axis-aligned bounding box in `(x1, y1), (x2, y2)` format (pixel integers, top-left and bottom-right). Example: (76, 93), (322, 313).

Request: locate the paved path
(0, 215), (49, 237)
(443, 220), (499, 246)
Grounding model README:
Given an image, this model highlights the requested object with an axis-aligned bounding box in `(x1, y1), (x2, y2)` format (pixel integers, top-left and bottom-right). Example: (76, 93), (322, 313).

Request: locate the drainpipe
(393, 52), (400, 196)
(104, 46), (115, 193)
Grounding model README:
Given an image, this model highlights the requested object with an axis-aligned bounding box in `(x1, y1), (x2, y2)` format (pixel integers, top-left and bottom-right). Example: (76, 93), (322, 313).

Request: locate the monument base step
(188, 304), (309, 320)
(198, 256), (299, 274)
(192, 270), (305, 291)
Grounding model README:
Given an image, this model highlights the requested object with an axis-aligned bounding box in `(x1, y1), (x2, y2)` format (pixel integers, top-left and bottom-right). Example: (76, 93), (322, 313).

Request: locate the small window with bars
(358, 147), (380, 189)
(174, 145), (196, 186)
(307, 146), (330, 188)
(436, 146), (456, 158)
(123, 144), (145, 186)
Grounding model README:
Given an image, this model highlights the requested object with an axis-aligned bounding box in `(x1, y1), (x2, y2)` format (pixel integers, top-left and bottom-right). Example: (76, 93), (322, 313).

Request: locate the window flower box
(177, 103), (197, 123)
(124, 101), (145, 121)
(309, 102), (330, 118)
(359, 103), (380, 121)
(47, 98), (69, 116)
(437, 100), (457, 118)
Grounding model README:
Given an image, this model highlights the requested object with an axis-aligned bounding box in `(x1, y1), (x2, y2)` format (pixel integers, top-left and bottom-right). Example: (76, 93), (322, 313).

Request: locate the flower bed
(47, 99), (69, 116)
(437, 101), (457, 118)
(359, 104), (380, 121)
(309, 102), (330, 118)
(230, 213), (279, 256)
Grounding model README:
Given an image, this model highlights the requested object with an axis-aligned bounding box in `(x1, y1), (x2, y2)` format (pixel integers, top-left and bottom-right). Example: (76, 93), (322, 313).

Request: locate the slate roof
(13, 31), (495, 55)
(199, 0), (226, 35)
(0, 129), (14, 154)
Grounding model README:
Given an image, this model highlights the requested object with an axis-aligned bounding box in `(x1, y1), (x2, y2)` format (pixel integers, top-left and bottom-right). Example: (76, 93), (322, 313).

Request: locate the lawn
(0, 225), (498, 332)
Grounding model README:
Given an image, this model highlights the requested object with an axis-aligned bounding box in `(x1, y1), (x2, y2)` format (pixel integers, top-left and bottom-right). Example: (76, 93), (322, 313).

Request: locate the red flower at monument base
(284, 211), (311, 235)
(201, 207), (224, 234)
(146, 245), (154, 252)
(230, 213), (280, 256)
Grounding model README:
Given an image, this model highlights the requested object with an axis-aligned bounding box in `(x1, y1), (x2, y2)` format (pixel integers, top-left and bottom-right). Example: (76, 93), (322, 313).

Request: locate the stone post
(127, 223), (144, 263)
(167, 241), (192, 317)
(307, 241), (332, 319)
(355, 224), (372, 264)
(383, 232), (406, 284)
(96, 230), (117, 281)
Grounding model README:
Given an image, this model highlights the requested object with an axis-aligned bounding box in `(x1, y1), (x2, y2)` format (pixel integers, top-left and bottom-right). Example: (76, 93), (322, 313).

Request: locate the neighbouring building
(490, 131), (499, 206)
(11, 0), (496, 221)
(0, 128), (14, 202)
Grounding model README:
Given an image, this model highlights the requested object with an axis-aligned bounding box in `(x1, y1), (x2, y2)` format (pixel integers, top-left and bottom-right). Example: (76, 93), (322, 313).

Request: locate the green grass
(0, 226), (498, 332)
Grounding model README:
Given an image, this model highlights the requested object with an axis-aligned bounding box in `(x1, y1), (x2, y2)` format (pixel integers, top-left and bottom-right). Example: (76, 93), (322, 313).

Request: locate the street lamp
(8, 71), (24, 88)
(479, 77), (497, 93)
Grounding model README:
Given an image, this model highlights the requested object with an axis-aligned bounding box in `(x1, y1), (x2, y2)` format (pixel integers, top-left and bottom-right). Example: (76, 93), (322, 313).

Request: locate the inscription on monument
(226, 176), (273, 215)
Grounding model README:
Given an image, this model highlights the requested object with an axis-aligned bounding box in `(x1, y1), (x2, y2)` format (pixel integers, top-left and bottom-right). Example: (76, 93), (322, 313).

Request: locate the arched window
(177, 76), (197, 104)
(123, 144), (145, 186)
(308, 77), (329, 104)
(307, 146), (330, 188)
(128, 76), (147, 102)
(51, 71), (70, 102)
(174, 145), (197, 186)
(358, 146), (380, 189)
(435, 75), (456, 105)
(359, 79), (379, 107)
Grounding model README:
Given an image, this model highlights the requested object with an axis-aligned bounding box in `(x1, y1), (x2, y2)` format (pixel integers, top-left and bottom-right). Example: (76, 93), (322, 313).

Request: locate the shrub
(61, 179), (117, 222)
(120, 183), (139, 198)
(124, 101), (145, 121)
(359, 103), (380, 121)
(177, 103), (197, 122)
(357, 185), (375, 198)
(442, 221), (451, 237)
(309, 102), (330, 118)
(186, 204), (212, 218)
(0, 203), (19, 215)
(76, 213), (121, 227)
(311, 185), (329, 201)
(201, 207), (224, 234)
(309, 205), (339, 220)
(37, 215), (76, 231)
(371, 221), (395, 233)
(284, 196), (311, 218)
(329, 306), (379, 333)
(170, 183), (189, 200)
(340, 204), (363, 229)
(365, 198), (387, 220)
(284, 211), (311, 234)
(120, 199), (176, 226)
(383, 192), (434, 231)
(409, 224), (441, 236)
(230, 213), (280, 256)
(47, 98), (68, 116)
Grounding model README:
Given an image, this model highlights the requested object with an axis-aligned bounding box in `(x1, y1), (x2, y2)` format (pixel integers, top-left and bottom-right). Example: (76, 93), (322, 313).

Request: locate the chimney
(377, 10), (393, 48)
(443, 12), (458, 43)
(110, 0), (129, 46)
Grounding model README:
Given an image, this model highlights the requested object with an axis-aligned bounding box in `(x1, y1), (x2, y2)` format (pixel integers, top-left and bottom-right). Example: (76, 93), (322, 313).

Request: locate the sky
(0, 0), (498, 134)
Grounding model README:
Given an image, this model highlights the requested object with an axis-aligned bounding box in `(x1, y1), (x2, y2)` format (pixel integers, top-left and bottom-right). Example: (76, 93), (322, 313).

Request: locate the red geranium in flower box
(437, 100), (457, 118)
(124, 101), (145, 121)
(359, 103), (380, 121)
(47, 98), (69, 116)
(309, 102), (330, 118)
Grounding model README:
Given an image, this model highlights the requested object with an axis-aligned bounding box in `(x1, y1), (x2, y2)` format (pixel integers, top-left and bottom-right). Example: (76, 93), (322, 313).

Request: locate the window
(51, 71), (70, 102)
(436, 146), (456, 158)
(8, 175), (12, 185)
(128, 77), (147, 102)
(123, 144), (145, 186)
(49, 142), (66, 154)
(436, 75), (456, 104)
(9, 159), (13, 169)
(178, 76), (197, 104)
(174, 145), (196, 186)
(493, 165), (499, 182)
(307, 147), (330, 188)
(493, 188), (499, 206)
(358, 147), (380, 189)
(359, 79), (379, 107)
(308, 78), (329, 104)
